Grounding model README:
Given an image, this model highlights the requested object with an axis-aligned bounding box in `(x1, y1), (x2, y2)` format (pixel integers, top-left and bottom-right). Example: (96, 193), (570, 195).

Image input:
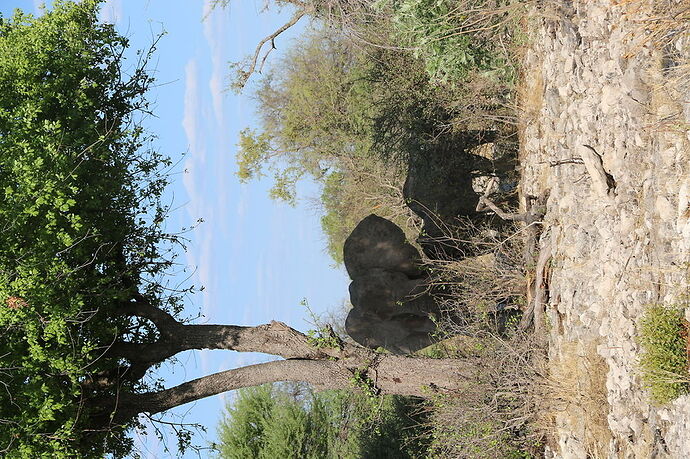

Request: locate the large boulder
(348, 269), (437, 319)
(343, 215), (439, 354)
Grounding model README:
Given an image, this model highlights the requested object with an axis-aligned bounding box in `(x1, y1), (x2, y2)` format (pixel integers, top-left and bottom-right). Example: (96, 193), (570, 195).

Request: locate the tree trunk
(112, 353), (478, 424)
(107, 307), (481, 427)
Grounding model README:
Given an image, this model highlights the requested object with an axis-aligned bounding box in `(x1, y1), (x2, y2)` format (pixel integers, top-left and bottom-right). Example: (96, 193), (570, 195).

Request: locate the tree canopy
(235, 26), (460, 262)
(0, 1), (179, 455)
(217, 383), (431, 459)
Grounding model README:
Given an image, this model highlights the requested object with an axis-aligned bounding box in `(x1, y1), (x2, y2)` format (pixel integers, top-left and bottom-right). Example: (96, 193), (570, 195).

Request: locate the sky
(0, 1), (351, 456)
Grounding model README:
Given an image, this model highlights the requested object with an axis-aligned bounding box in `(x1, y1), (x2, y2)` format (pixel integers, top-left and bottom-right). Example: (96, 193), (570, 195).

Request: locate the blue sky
(1, 1), (351, 456)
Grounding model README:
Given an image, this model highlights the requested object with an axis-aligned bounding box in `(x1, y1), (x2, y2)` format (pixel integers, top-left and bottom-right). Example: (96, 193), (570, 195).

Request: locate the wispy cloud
(99, 0), (123, 24)
(181, 59), (205, 164)
(202, 0), (228, 126)
(197, 235), (215, 318)
(209, 72), (225, 124)
(199, 349), (212, 377)
(181, 57), (219, 337)
(236, 186), (249, 220)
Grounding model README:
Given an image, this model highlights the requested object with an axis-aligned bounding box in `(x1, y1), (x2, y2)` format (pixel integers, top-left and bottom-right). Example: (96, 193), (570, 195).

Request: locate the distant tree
(235, 28), (373, 203)
(0, 3), (485, 457)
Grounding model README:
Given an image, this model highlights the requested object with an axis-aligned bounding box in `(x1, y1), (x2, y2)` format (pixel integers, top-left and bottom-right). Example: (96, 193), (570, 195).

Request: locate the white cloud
(99, 0), (123, 24)
(181, 58), (210, 246)
(181, 59), (205, 163)
(197, 234), (215, 318)
(209, 72), (225, 125)
(199, 349), (212, 377)
(202, 0), (228, 125)
(236, 186), (248, 219)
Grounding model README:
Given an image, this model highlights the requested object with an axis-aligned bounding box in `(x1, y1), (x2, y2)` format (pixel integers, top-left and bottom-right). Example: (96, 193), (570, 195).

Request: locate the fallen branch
(579, 144), (616, 198)
(519, 236), (551, 335)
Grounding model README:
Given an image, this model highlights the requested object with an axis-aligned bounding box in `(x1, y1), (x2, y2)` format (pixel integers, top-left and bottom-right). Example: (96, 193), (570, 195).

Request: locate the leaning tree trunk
(112, 349), (479, 424)
(101, 300), (481, 426)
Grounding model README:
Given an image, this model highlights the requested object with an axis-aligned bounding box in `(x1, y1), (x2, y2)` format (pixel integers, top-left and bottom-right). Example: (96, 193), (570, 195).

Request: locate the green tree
(235, 25), (454, 198)
(235, 28), (374, 203)
(0, 3), (489, 457)
(0, 1), (171, 456)
(236, 26), (458, 262)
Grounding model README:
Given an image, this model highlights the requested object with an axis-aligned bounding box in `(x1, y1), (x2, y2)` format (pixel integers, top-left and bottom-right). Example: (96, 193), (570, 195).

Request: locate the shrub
(216, 383), (431, 458)
(638, 304), (690, 403)
(385, 0), (523, 85)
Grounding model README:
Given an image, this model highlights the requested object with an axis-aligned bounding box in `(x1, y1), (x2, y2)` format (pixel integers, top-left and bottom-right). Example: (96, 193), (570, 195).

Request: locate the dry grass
(421, 218), (529, 324)
(539, 341), (612, 458)
(620, 0), (690, 55)
(622, 0), (690, 128)
(423, 327), (547, 458)
(415, 219), (549, 457)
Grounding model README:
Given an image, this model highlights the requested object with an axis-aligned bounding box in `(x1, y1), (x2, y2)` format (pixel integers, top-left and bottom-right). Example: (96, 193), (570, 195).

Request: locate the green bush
(216, 383), (430, 459)
(385, 0), (521, 85)
(638, 304), (690, 403)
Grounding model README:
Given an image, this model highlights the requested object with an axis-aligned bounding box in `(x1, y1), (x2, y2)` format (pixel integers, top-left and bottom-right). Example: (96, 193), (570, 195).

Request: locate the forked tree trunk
(106, 311), (481, 425)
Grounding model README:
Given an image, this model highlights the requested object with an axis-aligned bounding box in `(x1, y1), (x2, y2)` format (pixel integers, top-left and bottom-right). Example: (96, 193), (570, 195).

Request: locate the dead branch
(579, 144), (616, 198)
(235, 12), (305, 89)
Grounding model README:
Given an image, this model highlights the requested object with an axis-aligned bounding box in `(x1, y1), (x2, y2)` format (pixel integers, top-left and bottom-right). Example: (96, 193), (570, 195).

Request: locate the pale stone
(601, 85), (621, 114)
(655, 196), (675, 222)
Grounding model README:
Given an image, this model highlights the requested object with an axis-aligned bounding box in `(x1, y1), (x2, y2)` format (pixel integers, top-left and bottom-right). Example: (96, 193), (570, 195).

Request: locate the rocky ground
(518, 1), (690, 457)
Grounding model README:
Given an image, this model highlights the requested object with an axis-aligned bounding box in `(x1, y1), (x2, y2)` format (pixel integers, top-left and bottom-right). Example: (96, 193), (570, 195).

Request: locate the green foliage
(429, 420), (528, 458)
(216, 383), (430, 459)
(306, 326), (342, 350)
(0, 1), (177, 455)
(349, 368), (380, 401)
(235, 29), (368, 204)
(385, 0), (520, 85)
(318, 163), (409, 265)
(638, 304), (690, 403)
(238, 26), (453, 263)
(426, 391), (537, 459)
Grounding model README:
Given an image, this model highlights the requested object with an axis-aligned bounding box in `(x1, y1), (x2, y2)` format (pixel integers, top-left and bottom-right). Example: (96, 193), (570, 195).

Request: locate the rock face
(519, 2), (690, 456)
(343, 215), (439, 354)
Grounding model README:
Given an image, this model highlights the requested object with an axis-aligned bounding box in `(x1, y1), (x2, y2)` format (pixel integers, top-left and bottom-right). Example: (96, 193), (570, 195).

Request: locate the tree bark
(106, 307), (481, 428)
(112, 353), (479, 424)
(110, 320), (342, 369)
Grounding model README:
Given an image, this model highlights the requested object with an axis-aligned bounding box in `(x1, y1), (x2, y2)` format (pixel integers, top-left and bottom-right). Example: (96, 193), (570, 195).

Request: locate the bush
(216, 383), (431, 459)
(413, 218), (544, 458)
(385, 0), (523, 85)
(638, 304), (690, 404)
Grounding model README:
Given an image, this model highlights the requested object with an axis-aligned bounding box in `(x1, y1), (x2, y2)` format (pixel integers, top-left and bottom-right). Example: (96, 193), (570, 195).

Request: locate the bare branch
(233, 12), (305, 90)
